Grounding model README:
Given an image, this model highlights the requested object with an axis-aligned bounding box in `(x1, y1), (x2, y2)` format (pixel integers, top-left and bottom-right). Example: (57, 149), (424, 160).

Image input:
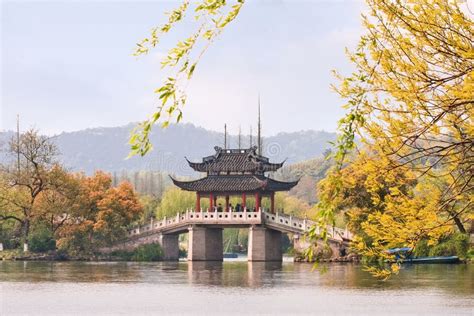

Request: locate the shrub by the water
(109, 243), (164, 261)
(467, 249), (474, 259)
(452, 233), (470, 257)
(413, 239), (430, 257)
(428, 233), (470, 258)
(429, 242), (456, 257)
(0, 222), (20, 250)
(131, 243), (164, 261)
(29, 226), (56, 253)
(109, 249), (134, 261)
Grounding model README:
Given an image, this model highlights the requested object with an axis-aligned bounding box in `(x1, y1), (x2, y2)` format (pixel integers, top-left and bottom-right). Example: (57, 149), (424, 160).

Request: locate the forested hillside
(0, 123), (336, 175)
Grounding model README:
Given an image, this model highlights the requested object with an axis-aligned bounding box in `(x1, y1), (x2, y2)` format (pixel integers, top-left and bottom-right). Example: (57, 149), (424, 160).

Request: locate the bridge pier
(187, 226), (223, 261)
(248, 226), (282, 261)
(159, 234), (180, 261)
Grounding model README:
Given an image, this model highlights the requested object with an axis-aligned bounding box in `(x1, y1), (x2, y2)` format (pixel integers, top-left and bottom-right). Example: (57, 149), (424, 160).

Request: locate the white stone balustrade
(128, 209), (353, 242)
(128, 209), (262, 237)
(262, 211), (353, 241)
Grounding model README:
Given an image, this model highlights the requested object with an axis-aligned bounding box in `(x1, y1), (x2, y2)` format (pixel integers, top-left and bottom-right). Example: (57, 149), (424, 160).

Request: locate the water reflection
(1, 261), (473, 315)
(0, 260), (472, 296)
(185, 261), (284, 288)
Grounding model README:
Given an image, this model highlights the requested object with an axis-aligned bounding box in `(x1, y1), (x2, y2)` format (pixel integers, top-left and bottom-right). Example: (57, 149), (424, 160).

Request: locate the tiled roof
(170, 174), (298, 193)
(186, 146), (284, 173)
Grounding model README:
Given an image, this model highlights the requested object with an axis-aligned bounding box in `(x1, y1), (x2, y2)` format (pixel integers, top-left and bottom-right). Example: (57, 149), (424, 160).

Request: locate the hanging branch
(130, 0), (245, 157)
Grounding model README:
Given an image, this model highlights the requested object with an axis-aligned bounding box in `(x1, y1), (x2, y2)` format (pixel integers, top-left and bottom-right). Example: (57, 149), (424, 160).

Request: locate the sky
(1, 0), (366, 136)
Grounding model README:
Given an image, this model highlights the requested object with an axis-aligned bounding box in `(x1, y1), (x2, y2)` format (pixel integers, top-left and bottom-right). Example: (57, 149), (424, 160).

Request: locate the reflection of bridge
(106, 209), (353, 261)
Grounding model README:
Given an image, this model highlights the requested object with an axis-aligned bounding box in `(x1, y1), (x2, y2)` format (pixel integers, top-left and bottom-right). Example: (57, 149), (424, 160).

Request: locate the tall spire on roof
(249, 125), (253, 147)
(257, 94), (262, 155)
(238, 125), (242, 149)
(16, 114), (20, 175)
(224, 123), (227, 149)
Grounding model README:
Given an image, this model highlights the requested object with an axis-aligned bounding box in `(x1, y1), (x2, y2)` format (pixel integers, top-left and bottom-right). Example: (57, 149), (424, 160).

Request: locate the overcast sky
(1, 0), (366, 136)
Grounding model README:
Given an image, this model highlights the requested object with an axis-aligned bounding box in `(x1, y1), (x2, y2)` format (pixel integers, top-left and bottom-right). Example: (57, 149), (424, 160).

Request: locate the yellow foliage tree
(333, 0), (473, 219)
(320, 150), (455, 277)
(321, 0), (474, 276)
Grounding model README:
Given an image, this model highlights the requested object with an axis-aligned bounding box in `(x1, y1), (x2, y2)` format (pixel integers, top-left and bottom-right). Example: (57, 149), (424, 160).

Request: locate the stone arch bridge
(105, 209), (353, 262)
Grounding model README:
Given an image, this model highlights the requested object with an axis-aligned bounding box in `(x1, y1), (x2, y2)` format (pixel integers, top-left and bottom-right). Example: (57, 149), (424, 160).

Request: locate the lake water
(0, 259), (472, 315)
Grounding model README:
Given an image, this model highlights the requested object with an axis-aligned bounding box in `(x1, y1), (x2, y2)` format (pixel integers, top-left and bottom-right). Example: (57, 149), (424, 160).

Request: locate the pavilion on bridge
(171, 146), (299, 213)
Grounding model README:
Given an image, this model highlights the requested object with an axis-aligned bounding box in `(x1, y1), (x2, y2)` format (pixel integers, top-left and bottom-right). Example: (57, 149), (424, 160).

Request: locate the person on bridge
(229, 203), (233, 212)
(217, 203), (223, 212)
(235, 203), (241, 212)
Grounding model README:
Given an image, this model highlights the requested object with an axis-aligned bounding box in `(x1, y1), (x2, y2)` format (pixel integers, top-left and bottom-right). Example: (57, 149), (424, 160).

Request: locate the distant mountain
(0, 123), (336, 176)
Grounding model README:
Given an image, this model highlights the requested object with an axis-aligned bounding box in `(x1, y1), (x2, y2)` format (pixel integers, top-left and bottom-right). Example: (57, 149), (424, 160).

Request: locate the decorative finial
(249, 125), (253, 148)
(238, 125), (242, 150)
(16, 114), (20, 174)
(257, 94), (262, 155)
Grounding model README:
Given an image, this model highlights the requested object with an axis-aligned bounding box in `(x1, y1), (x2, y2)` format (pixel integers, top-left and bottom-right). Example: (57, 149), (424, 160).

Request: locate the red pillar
(225, 195), (230, 212)
(209, 193), (214, 211)
(196, 192), (201, 212)
(270, 192), (275, 214)
(255, 192), (260, 212)
(242, 193), (246, 210)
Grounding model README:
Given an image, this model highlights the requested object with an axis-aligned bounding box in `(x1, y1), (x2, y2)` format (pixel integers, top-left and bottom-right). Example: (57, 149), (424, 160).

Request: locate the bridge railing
(262, 211), (353, 241)
(128, 209), (353, 241)
(128, 209), (263, 237)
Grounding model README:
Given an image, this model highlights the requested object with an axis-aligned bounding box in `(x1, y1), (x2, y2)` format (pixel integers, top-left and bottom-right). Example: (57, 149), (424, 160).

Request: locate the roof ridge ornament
(214, 146), (223, 158)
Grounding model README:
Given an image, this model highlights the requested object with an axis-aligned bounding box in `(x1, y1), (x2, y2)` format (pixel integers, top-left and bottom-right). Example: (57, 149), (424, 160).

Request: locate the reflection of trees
(293, 263), (473, 296)
(0, 261), (146, 283)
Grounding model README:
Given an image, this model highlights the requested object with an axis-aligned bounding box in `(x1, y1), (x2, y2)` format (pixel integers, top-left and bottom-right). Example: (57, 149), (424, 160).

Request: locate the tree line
(0, 130), (143, 255)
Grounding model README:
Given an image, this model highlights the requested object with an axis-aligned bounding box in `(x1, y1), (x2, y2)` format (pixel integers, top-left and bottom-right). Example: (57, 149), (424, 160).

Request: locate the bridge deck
(128, 210), (352, 242)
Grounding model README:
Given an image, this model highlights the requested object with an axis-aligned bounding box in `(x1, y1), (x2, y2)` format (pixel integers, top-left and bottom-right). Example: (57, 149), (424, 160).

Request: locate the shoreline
(1, 250), (358, 263)
(2, 251), (470, 264)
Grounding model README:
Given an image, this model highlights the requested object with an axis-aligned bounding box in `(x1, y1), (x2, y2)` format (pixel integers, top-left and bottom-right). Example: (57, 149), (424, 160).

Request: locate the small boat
(402, 256), (460, 264)
(386, 248), (460, 264)
(223, 253), (238, 259)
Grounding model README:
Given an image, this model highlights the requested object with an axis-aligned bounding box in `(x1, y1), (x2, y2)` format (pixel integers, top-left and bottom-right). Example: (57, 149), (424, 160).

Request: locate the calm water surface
(0, 259), (472, 315)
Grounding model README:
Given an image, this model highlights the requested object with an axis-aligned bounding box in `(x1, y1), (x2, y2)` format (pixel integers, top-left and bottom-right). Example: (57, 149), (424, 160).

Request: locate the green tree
(138, 195), (160, 224)
(156, 187), (209, 219)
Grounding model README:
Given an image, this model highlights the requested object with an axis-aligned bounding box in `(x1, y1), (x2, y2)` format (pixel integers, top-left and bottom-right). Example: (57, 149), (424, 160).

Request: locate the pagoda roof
(186, 146), (285, 173)
(170, 174), (299, 193)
